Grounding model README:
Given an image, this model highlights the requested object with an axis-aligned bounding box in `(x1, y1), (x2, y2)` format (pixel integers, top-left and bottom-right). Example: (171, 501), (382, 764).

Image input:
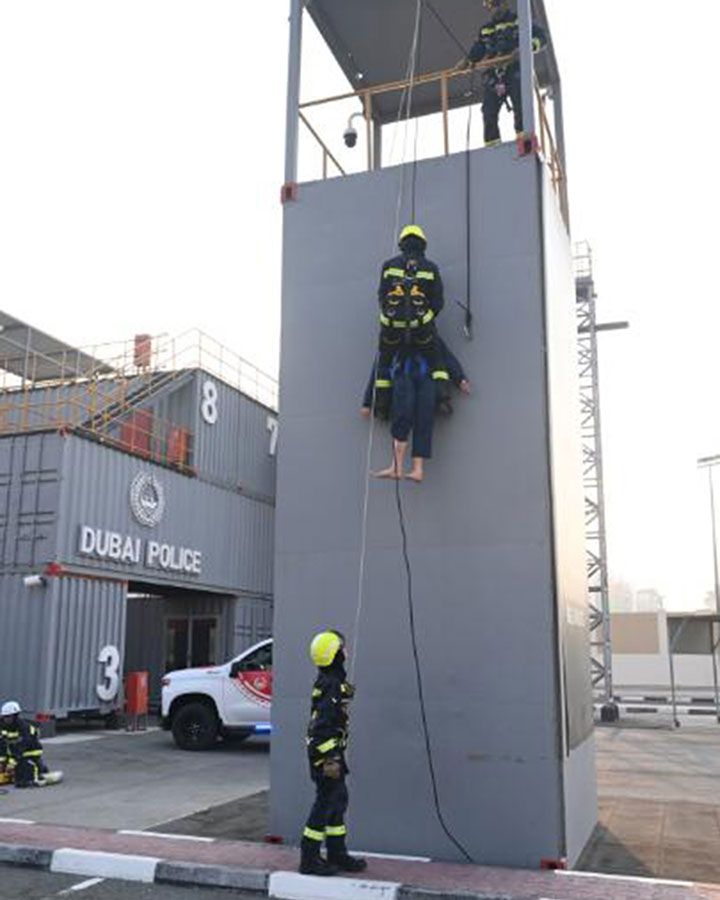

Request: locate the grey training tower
(271, 0), (597, 868)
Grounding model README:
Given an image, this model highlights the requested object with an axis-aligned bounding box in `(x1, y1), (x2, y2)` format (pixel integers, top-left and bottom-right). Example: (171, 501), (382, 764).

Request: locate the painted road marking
(269, 871), (399, 900)
(358, 851), (430, 863)
(59, 878), (106, 894)
(118, 829), (214, 843)
(0, 817), (35, 824)
(51, 849), (159, 883)
(43, 735), (105, 746)
(556, 869), (694, 887)
(44, 728), (159, 746)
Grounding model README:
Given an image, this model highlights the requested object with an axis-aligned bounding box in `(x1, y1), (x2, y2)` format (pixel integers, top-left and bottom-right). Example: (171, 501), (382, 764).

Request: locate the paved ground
(579, 719), (720, 883)
(4, 717), (720, 893)
(150, 790), (269, 841)
(0, 727), (269, 831)
(153, 722), (720, 884)
(0, 868), (241, 899)
(0, 819), (718, 900)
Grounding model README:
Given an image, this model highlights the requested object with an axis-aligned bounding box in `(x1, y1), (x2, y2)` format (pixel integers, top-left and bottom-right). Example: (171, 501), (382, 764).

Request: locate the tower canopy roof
(306, 0), (558, 124)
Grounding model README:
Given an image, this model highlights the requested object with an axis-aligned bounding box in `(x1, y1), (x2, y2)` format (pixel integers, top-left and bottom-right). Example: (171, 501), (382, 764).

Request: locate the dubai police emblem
(129, 473), (165, 527)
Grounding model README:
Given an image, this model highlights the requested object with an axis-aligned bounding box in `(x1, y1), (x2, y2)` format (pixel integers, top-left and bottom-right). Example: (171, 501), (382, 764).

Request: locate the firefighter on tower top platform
(468, 0), (547, 147)
(300, 631), (367, 877)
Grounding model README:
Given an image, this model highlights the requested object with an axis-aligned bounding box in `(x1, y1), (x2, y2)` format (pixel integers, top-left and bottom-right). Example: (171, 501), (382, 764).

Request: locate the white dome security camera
(344, 126), (358, 148)
(344, 112), (365, 149)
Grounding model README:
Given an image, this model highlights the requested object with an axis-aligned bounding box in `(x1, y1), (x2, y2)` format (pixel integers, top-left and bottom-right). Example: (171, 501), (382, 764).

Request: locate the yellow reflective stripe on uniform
(303, 827), (325, 841)
(392, 321), (407, 329)
(416, 271), (435, 281)
(481, 26), (495, 36)
(432, 371), (450, 381)
(379, 314), (391, 326)
(532, 37), (542, 51)
(325, 825), (347, 837)
(383, 267), (405, 279)
(421, 310), (434, 325)
(317, 738), (338, 754)
(312, 688), (322, 698)
(375, 379), (392, 388)
(22, 750), (43, 757)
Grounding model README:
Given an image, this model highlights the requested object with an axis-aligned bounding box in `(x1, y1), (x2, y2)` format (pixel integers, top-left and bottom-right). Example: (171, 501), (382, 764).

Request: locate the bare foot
(373, 466), (401, 480)
(405, 470), (424, 483)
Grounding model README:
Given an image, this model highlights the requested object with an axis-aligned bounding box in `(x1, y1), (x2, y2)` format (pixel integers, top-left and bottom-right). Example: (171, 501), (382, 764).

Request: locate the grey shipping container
(0, 572), (126, 717)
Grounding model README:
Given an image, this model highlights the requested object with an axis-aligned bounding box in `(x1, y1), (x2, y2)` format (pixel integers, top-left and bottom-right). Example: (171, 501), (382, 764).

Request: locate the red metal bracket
(280, 182), (299, 204)
(540, 857), (567, 870)
(516, 132), (540, 157)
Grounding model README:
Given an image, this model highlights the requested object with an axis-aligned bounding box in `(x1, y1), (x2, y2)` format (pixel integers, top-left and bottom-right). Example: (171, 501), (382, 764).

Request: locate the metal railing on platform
(298, 56), (568, 227)
(0, 330), (278, 473)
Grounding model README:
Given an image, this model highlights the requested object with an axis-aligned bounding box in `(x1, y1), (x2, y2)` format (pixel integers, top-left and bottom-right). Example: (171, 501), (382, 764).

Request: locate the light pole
(698, 454), (720, 616)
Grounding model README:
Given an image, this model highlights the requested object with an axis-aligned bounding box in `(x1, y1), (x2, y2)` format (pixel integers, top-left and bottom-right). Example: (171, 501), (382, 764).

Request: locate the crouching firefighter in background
(467, 0), (547, 147)
(300, 631), (367, 877)
(373, 224), (449, 483)
(0, 701), (62, 788)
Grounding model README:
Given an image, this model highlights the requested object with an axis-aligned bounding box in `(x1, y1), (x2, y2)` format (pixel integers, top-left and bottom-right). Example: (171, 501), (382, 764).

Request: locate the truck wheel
(171, 702), (219, 751)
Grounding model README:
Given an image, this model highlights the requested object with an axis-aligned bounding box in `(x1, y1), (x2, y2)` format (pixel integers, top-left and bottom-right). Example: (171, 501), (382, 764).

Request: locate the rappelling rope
(349, 0), (424, 684)
(347, 0), (476, 865)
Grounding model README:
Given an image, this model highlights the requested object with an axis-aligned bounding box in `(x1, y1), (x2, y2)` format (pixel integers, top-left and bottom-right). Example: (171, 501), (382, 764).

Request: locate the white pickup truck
(161, 638), (273, 750)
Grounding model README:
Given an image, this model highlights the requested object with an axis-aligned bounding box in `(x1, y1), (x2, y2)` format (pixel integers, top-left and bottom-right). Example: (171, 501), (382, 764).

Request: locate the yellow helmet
(398, 224), (427, 246)
(310, 631), (344, 668)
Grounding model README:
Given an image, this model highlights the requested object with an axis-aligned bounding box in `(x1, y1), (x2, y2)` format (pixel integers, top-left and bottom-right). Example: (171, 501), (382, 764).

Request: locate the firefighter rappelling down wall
(370, 224), (463, 485)
(272, 0), (597, 871)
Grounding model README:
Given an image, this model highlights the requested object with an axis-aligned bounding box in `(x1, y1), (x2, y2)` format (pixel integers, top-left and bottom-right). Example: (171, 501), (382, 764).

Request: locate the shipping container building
(0, 318), (277, 717)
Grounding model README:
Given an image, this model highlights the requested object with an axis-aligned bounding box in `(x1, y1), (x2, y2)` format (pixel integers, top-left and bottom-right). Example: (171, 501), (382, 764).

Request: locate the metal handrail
(297, 54), (566, 223)
(0, 329), (278, 410)
(534, 81), (568, 228)
(0, 329), (279, 471)
(299, 112), (346, 179)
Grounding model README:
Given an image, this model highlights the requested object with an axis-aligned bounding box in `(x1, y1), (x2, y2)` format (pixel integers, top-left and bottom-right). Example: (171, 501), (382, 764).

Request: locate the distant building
(609, 579), (635, 612)
(634, 588), (664, 613)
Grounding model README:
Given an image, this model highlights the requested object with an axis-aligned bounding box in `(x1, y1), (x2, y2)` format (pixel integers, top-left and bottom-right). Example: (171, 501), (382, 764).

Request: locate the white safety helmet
(1, 701), (21, 717)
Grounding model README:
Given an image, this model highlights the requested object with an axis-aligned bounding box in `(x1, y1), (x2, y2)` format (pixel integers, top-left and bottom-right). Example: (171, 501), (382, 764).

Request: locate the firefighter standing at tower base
(300, 631), (367, 877)
(468, 0), (547, 147)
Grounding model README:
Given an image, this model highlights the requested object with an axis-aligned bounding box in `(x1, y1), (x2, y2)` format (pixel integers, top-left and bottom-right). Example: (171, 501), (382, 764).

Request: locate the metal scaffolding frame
(575, 242), (620, 720)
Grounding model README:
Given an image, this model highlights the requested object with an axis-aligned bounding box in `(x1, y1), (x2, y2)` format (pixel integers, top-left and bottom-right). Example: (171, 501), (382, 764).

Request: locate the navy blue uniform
(390, 357), (437, 459)
(373, 251), (450, 454)
(468, 9), (547, 145)
(375, 252), (448, 401)
(0, 717), (45, 787)
(363, 335), (467, 410)
(303, 664), (354, 853)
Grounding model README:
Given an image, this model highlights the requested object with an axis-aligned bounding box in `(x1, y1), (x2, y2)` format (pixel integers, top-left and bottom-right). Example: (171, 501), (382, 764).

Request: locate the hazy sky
(1, 2), (718, 610)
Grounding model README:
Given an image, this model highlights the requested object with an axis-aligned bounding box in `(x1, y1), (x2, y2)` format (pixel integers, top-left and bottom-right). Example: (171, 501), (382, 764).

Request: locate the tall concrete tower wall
(270, 144), (596, 867)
